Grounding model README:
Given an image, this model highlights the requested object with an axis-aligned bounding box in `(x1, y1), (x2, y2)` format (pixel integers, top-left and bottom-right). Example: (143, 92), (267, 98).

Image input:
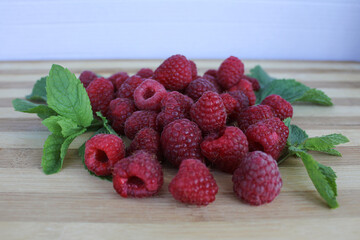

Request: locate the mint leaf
(42, 116), (84, 137)
(304, 134), (349, 156)
(46, 64), (93, 127)
(79, 127), (113, 181)
(296, 88), (333, 106)
(296, 151), (338, 208)
(96, 112), (118, 136)
(288, 124), (308, 146)
(26, 76), (47, 102)
(257, 79), (310, 104)
(248, 65), (274, 88)
(41, 129), (86, 174)
(12, 98), (57, 119)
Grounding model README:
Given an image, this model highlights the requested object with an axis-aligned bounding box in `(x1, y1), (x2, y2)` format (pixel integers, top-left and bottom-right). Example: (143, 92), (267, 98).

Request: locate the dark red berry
(108, 72), (129, 91)
(237, 105), (274, 132)
(85, 134), (125, 176)
(79, 70), (97, 88)
(127, 127), (161, 157)
(261, 94), (293, 120)
(133, 79), (167, 111)
(243, 75), (260, 91)
(229, 79), (256, 106)
(136, 68), (153, 78)
(189, 60), (198, 80)
(185, 78), (218, 101)
(217, 56), (244, 89)
(86, 77), (114, 116)
(108, 98), (136, 134)
(113, 150), (163, 198)
(124, 110), (157, 139)
(116, 75), (144, 100)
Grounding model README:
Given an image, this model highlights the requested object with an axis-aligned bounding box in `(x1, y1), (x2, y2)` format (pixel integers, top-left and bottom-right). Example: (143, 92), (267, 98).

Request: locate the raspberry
(190, 91), (227, 133)
(156, 91), (193, 130)
(232, 151), (282, 205)
(124, 110), (157, 139)
(79, 70), (97, 88)
(227, 90), (250, 121)
(133, 79), (167, 111)
(261, 94), (293, 120)
(204, 69), (217, 78)
(86, 77), (114, 116)
(245, 117), (289, 160)
(185, 78), (218, 101)
(153, 54), (192, 90)
(161, 119), (203, 167)
(243, 75), (260, 91)
(189, 60), (198, 80)
(127, 127), (160, 157)
(237, 105), (274, 132)
(85, 134), (125, 176)
(136, 68), (153, 78)
(108, 98), (136, 134)
(169, 159), (218, 206)
(220, 93), (237, 116)
(201, 126), (248, 173)
(229, 79), (256, 106)
(203, 74), (222, 92)
(108, 72), (129, 91)
(116, 75), (144, 99)
(217, 56), (244, 89)
(113, 150), (163, 198)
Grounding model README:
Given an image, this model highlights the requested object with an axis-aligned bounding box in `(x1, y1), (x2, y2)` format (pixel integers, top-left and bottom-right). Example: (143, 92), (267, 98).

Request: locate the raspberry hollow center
(127, 176), (145, 189)
(95, 150), (109, 162)
(143, 88), (155, 99)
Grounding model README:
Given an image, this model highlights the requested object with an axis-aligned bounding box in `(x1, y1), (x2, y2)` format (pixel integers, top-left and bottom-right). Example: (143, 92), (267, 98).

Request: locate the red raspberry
(79, 70), (97, 88)
(243, 75), (260, 91)
(108, 72), (129, 91)
(86, 77), (114, 116)
(169, 159), (218, 206)
(113, 150), (163, 198)
(190, 91), (227, 133)
(201, 126), (248, 173)
(161, 119), (203, 167)
(217, 56), (244, 89)
(237, 105), (274, 132)
(153, 54), (192, 90)
(245, 117), (289, 160)
(133, 79), (167, 111)
(204, 69), (217, 78)
(229, 79), (256, 105)
(185, 78), (218, 101)
(227, 90), (250, 121)
(220, 93), (237, 116)
(156, 91), (193, 130)
(136, 68), (153, 78)
(127, 127), (160, 157)
(261, 94), (293, 120)
(85, 134), (125, 176)
(189, 60), (198, 80)
(116, 75), (144, 99)
(124, 110), (157, 139)
(203, 74), (222, 92)
(108, 98), (136, 134)
(232, 151), (282, 205)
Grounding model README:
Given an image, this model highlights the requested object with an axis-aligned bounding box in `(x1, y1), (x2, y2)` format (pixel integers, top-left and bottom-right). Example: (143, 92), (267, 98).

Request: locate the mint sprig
(280, 118), (349, 208)
(26, 76), (47, 102)
(249, 65), (332, 105)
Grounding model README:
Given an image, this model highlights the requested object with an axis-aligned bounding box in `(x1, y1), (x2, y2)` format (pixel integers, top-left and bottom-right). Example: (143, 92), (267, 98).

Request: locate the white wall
(0, 0), (359, 61)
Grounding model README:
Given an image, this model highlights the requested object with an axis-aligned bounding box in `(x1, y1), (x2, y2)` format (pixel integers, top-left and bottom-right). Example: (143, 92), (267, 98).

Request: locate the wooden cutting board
(0, 60), (359, 240)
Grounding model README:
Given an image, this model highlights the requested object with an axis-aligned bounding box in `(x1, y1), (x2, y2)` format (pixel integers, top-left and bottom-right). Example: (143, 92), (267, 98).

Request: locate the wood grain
(0, 60), (359, 240)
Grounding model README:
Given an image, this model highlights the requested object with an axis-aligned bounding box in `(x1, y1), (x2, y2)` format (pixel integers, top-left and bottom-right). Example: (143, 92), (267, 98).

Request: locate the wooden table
(0, 60), (359, 240)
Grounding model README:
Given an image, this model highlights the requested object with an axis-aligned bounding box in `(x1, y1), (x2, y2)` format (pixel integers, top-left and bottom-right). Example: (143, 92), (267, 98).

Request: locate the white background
(0, 0), (359, 61)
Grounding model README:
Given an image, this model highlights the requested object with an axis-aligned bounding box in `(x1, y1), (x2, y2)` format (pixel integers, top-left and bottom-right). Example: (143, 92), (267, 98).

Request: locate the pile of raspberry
(82, 55), (292, 206)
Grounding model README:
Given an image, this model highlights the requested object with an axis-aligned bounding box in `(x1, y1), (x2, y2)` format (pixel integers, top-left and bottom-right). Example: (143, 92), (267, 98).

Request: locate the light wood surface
(0, 60), (359, 240)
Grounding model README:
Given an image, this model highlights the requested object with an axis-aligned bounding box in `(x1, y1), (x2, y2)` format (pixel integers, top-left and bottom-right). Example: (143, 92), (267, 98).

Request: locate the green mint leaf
(42, 116), (84, 137)
(12, 98), (57, 119)
(79, 127), (113, 181)
(42, 128), (86, 174)
(96, 112), (118, 136)
(296, 151), (338, 208)
(296, 88), (333, 106)
(257, 79), (310, 104)
(304, 134), (349, 156)
(288, 124), (308, 146)
(46, 64), (93, 127)
(248, 65), (274, 88)
(26, 76), (47, 102)
(283, 117), (291, 128)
